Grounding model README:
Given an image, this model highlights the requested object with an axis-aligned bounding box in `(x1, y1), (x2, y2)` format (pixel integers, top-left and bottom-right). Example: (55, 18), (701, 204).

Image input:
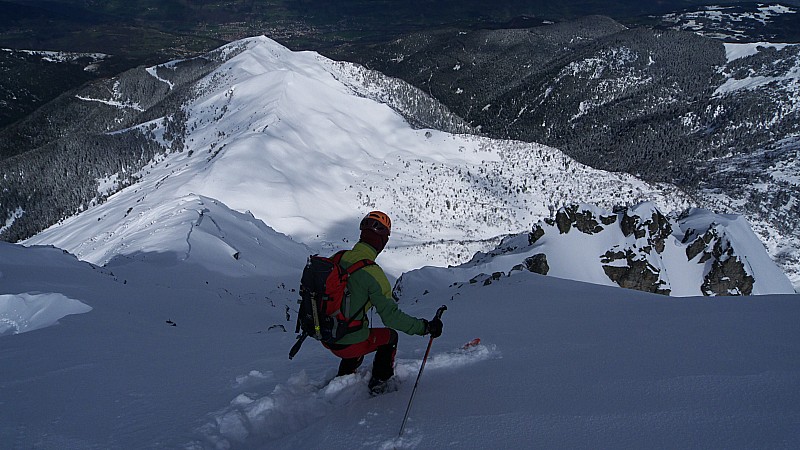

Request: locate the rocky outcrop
(702, 252), (755, 296)
(478, 203), (786, 296)
(552, 204), (605, 235)
(422, 202), (791, 297)
(524, 254), (549, 275)
(601, 248), (670, 295)
(545, 204), (676, 294)
(684, 225), (756, 296)
(528, 224), (545, 245)
(620, 208), (672, 252)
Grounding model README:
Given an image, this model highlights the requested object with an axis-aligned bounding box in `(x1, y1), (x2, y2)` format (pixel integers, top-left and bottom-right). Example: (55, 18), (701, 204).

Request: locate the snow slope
(661, 4), (798, 41)
(723, 42), (796, 62)
(715, 42), (800, 95)
(1, 239), (798, 449)
(25, 36), (692, 278)
(4, 36), (798, 448)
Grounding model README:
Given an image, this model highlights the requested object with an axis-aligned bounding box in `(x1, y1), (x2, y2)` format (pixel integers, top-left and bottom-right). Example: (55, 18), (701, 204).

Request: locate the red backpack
(289, 251), (374, 359)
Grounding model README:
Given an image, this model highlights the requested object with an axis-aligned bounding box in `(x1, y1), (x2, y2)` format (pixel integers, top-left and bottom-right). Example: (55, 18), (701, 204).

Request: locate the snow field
(3, 212), (800, 448)
(723, 42), (795, 63)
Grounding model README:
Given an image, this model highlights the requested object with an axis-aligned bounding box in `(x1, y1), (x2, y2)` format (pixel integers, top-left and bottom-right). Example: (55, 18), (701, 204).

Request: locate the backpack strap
(331, 250), (347, 266)
(331, 250), (375, 276)
(344, 258), (375, 275)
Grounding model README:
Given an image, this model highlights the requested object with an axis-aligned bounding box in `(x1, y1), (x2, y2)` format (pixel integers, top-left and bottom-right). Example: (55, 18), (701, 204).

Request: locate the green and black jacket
(335, 242), (426, 345)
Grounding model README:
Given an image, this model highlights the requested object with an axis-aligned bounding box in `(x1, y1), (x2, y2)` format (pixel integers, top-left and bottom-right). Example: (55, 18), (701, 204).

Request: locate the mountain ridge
(19, 36), (691, 279)
(15, 36), (793, 296)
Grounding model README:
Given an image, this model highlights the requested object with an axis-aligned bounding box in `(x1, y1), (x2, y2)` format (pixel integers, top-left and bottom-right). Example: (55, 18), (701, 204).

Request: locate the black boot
(368, 330), (398, 394)
(368, 376), (390, 395)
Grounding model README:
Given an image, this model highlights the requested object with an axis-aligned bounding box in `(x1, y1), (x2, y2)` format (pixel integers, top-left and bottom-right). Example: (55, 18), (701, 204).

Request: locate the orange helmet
(360, 210), (391, 236)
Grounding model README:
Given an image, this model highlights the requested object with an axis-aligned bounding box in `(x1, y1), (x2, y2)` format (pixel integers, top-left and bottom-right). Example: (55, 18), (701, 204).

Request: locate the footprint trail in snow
(192, 341), (499, 448)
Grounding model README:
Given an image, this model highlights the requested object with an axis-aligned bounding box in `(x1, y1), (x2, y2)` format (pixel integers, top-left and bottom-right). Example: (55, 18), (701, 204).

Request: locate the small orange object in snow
(462, 338), (481, 349)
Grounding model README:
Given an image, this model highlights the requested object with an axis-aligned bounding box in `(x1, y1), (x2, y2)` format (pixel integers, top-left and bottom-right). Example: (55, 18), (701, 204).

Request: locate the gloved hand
(424, 317), (443, 338)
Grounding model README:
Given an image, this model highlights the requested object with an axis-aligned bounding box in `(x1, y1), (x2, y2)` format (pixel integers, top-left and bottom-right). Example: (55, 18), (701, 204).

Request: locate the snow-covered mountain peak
(26, 37), (693, 278)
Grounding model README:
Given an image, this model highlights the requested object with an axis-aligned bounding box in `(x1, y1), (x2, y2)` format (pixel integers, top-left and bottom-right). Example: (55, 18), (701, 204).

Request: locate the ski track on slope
(192, 343), (499, 449)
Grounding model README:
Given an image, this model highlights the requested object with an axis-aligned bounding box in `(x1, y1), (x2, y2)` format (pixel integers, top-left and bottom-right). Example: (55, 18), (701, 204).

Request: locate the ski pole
(399, 305), (447, 437)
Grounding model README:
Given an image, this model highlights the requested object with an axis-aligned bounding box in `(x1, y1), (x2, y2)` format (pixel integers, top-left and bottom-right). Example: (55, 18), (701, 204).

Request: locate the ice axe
(398, 305), (447, 437)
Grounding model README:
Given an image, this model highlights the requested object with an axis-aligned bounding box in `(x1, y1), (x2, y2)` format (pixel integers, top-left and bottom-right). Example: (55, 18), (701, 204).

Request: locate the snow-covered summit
(26, 36), (692, 278)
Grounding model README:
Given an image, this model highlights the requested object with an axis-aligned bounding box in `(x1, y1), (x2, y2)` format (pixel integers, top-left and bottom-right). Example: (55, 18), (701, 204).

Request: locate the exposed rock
(528, 224), (545, 245)
(620, 212), (646, 239)
(554, 204), (604, 235)
(482, 271), (504, 286)
(600, 249), (625, 264)
(681, 227), (695, 244)
(685, 234), (708, 261)
(574, 212), (604, 235)
(524, 253), (549, 275)
(647, 210), (672, 253)
(618, 208), (671, 252)
(602, 248), (671, 295)
(620, 212), (635, 237)
(469, 274), (485, 284)
(554, 209), (572, 234)
(600, 214), (617, 226)
(686, 226), (717, 260)
(700, 237), (755, 296)
(701, 256), (755, 296)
